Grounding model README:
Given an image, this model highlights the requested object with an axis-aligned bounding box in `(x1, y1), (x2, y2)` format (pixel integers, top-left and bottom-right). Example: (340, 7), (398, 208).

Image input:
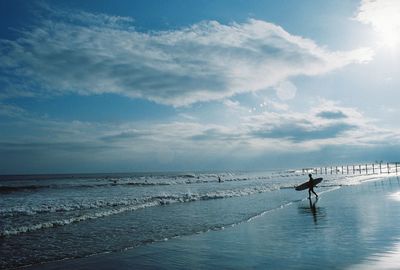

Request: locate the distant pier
(301, 162), (399, 175)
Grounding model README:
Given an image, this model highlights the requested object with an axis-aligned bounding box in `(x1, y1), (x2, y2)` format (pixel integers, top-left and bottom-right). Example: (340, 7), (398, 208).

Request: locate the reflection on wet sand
(348, 239), (400, 270)
(298, 198), (326, 224)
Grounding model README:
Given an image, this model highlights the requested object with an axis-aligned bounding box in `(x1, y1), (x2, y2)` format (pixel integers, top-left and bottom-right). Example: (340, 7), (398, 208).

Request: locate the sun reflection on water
(348, 239), (400, 270)
(388, 191), (400, 201)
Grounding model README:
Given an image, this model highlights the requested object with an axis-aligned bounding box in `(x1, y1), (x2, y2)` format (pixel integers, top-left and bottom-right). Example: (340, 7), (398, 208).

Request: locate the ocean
(0, 169), (389, 268)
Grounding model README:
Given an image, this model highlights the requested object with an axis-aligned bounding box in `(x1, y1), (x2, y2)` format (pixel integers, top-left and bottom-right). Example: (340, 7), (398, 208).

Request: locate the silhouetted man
(308, 174), (318, 199)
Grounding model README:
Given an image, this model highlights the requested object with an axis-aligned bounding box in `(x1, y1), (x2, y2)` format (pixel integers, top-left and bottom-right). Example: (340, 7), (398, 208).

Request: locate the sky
(0, 0), (400, 174)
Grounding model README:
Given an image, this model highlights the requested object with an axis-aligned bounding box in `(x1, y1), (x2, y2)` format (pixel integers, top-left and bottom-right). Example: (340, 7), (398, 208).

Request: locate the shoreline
(22, 175), (400, 270)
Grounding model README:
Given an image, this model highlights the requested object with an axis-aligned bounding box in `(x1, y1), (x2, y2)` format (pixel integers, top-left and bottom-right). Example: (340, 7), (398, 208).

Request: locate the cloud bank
(1, 99), (399, 173)
(0, 6), (373, 106)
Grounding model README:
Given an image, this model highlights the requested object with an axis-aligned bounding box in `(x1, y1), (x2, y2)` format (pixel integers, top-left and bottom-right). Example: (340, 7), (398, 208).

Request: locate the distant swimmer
(218, 176), (221, 183)
(308, 174), (318, 199)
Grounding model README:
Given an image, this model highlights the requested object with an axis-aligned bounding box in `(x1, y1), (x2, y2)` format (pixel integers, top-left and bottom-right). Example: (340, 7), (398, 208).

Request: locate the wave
(0, 175), (381, 217)
(0, 175), (267, 194)
(2, 174), (381, 217)
(0, 184), (53, 193)
(0, 185), (277, 237)
(0, 194), (312, 269)
(0, 182), (172, 194)
(0, 201), (161, 237)
(1, 185), (279, 217)
(2, 174), (388, 236)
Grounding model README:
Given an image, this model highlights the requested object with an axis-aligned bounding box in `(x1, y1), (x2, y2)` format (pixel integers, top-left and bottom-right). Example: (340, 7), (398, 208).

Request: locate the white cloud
(355, 0), (400, 46)
(1, 100), (400, 173)
(264, 100), (289, 111)
(223, 99), (241, 109)
(241, 100), (400, 151)
(0, 6), (373, 106)
(1, 100), (398, 150)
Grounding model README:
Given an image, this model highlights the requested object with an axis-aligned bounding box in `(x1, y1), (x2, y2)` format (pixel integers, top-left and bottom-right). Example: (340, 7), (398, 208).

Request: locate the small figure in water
(308, 174), (318, 199)
(218, 176), (221, 183)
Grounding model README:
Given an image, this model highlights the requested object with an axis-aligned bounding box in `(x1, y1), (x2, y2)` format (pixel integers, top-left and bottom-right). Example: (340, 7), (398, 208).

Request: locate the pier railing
(301, 162), (399, 175)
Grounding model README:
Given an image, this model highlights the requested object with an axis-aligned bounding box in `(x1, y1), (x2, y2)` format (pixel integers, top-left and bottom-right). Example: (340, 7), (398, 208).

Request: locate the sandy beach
(18, 175), (400, 270)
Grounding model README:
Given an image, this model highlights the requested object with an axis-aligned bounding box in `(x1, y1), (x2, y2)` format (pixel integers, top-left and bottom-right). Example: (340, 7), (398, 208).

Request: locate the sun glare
(389, 192), (400, 202)
(372, 15), (400, 47)
(356, 0), (400, 48)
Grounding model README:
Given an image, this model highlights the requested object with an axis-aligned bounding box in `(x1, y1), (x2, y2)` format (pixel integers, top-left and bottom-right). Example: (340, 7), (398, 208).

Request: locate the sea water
(0, 170), (384, 268)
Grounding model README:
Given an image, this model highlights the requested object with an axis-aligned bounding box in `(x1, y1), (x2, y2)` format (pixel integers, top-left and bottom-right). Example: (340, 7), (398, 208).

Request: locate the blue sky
(0, 0), (399, 174)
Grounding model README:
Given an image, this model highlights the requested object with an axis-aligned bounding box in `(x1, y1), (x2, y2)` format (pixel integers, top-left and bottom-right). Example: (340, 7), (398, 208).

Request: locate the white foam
(0, 201), (160, 237)
(1, 184), (280, 218)
(2, 172), (396, 237)
(0, 185), (278, 236)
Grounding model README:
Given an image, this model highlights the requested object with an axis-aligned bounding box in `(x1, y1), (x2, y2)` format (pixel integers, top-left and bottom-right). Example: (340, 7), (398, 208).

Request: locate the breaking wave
(0, 185), (276, 237)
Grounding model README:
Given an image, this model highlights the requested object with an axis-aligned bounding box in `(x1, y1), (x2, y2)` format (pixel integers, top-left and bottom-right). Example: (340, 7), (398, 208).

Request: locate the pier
(302, 162), (399, 175)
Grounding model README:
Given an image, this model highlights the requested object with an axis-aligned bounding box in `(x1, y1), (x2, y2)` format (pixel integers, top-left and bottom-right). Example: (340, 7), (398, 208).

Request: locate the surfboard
(295, 177), (323, 191)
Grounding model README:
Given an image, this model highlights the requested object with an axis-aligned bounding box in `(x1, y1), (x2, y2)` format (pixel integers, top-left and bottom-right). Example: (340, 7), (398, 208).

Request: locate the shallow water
(78, 176), (400, 270)
(0, 170), (394, 268)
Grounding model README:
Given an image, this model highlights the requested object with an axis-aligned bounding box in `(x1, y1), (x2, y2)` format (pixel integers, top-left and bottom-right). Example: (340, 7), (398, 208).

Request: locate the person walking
(308, 174), (318, 199)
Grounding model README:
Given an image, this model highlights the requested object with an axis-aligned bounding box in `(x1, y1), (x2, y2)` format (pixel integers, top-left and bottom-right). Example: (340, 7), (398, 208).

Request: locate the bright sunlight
(356, 0), (400, 47)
